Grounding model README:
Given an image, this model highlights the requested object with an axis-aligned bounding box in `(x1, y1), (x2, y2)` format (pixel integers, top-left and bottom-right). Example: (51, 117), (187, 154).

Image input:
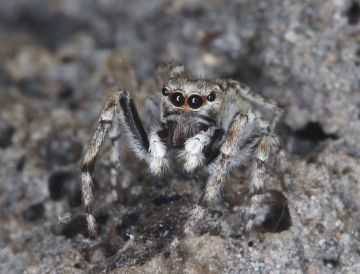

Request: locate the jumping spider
(81, 61), (287, 239)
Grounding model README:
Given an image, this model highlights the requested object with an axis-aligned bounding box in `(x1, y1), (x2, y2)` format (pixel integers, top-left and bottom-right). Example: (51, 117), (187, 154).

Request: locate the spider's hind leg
(156, 61), (185, 84)
(225, 80), (284, 131)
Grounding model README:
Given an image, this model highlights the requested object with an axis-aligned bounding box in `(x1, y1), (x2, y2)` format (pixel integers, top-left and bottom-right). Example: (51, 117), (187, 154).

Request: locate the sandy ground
(0, 0), (360, 273)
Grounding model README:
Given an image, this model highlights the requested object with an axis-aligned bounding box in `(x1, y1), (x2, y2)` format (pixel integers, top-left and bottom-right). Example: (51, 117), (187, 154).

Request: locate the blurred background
(0, 0), (360, 273)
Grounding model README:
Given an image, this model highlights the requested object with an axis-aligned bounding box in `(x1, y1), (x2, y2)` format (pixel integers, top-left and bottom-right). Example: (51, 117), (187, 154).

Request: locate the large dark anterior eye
(188, 95), (203, 109)
(170, 92), (185, 107)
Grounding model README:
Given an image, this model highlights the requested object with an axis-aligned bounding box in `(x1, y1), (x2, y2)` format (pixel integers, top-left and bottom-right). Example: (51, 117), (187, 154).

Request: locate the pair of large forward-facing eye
(162, 88), (216, 109)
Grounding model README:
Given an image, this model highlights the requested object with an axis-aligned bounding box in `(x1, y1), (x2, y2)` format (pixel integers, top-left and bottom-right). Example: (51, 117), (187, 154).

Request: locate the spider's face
(160, 78), (225, 123)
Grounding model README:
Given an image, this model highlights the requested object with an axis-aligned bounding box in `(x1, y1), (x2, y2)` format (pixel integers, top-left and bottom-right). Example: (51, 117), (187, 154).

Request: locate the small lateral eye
(206, 91), (216, 102)
(170, 92), (185, 107)
(188, 95), (203, 109)
(161, 87), (170, 96)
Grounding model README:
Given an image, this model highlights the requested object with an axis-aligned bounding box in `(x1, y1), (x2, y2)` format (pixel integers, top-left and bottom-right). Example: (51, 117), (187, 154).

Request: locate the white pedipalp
(147, 129), (169, 176)
(179, 128), (214, 173)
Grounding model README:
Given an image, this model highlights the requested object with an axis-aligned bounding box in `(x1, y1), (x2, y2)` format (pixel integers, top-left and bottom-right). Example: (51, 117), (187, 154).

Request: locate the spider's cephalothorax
(81, 61), (287, 239)
(158, 76), (227, 171)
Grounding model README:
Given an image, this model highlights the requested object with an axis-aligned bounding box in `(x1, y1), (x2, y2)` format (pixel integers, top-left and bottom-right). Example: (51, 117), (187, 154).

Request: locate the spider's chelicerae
(81, 61), (287, 238)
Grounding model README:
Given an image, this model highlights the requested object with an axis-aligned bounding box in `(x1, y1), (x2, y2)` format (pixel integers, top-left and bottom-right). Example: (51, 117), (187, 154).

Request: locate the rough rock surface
(1, 0), (360, 273)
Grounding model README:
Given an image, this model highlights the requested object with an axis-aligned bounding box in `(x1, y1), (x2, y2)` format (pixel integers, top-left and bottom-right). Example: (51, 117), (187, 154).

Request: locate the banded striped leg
(233, 81), (289, 181)
(167, 113), (249, 254)
(81, 94), (119, 237)
(183, 112), (249, 235)
(246, 132), (280, 231)
(109, 121), (122, 187)
(81, 90), (151, 237)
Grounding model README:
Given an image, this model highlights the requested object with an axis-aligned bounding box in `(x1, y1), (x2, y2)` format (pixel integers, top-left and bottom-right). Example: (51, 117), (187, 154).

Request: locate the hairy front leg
(183, 112), (250, 235)
(167, 112), (249, 254)
(81, 93), (120, 237)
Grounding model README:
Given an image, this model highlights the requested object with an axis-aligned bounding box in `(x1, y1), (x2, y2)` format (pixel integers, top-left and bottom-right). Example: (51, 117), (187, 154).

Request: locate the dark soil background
(0, 0), (360, 273)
